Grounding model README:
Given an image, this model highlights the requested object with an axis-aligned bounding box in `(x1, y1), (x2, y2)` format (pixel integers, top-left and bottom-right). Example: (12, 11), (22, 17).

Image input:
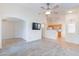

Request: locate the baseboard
(2, 37), (24, 41)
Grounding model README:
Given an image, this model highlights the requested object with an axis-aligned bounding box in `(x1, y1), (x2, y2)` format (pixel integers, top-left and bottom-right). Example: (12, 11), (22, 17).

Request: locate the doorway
(2, 17), (26, 48)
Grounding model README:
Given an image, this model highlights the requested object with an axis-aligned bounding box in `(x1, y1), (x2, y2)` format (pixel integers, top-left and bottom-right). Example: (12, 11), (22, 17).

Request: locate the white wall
(2, 20), (15, 39)
(27, 18), (44, 42)
(1, 3), (79, 44)
(1, 4), (29, 41)
(0, 19), (2, 48)
(0, 4), (44, 42)
(2, 19), (26, 40)
(14, 21), (26, 39)
(45, 8), (79, 44)
(64, 9), (79, 44)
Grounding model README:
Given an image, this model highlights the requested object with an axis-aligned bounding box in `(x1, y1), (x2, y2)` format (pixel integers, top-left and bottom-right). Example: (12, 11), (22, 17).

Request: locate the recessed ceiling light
(67, 10), (72, 13)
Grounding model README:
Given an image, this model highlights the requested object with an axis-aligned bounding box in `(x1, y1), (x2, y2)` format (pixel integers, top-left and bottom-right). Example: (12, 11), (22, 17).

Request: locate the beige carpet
(1, 38), (79, 56)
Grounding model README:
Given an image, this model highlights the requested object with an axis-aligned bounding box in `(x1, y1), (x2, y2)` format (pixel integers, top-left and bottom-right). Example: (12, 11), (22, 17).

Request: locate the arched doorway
(2, 17), (26, 48)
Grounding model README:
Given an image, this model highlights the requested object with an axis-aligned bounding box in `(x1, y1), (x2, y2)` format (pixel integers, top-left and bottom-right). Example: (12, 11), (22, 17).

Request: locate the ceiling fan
(40, 3), (60, 15)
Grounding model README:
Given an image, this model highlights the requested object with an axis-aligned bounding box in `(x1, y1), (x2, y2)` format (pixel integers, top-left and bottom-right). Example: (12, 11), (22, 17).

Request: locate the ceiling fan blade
(41, 7), (45, 9)
(38, 11), (46, 15)
(53, 5), (59, 9)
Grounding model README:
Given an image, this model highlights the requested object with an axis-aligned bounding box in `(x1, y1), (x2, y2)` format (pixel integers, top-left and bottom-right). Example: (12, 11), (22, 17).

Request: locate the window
(68, 23), (76, 33)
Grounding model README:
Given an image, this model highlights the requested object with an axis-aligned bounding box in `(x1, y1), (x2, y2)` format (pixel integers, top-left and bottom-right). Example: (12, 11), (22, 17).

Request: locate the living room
(0, 3), (79, 56)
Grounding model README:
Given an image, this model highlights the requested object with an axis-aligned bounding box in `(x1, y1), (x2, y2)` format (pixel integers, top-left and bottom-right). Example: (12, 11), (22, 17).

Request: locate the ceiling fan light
(67, 10), (72, 13)
(45, 10), (51, 15)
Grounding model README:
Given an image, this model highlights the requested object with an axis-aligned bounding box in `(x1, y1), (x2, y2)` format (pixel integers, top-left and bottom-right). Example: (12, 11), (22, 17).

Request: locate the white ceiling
(14, 3), (79, 15)
(1, 3), (79, 21)
(1, 3), (79, 11)
(16, 3), (79, 9)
